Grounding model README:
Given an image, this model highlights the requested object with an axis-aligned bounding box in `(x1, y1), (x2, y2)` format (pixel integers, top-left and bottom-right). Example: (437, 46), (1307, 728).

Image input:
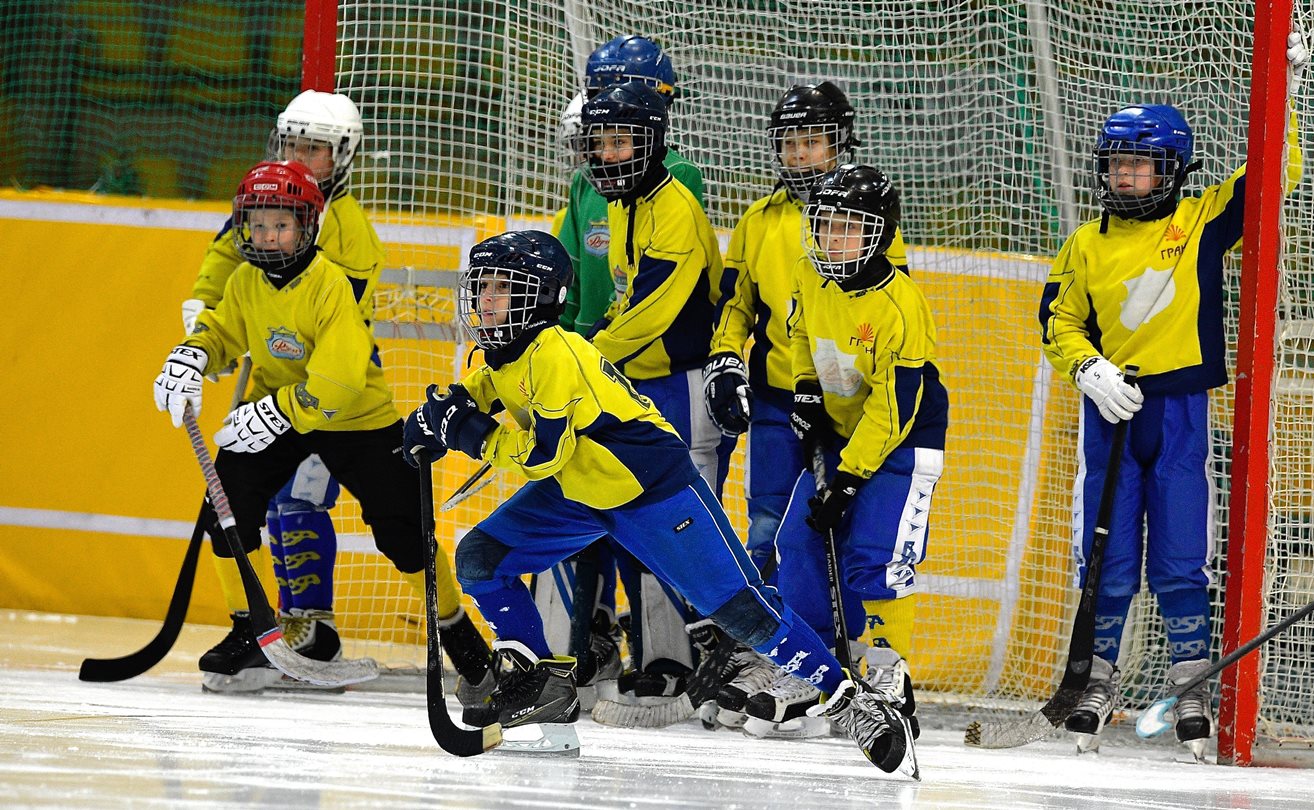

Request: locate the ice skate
(807, 677), (917, 779)
(576, 614), (624, 712)
(685, 621), (743, 729)
(713, 650), (779, 729)
(439, 608), (495, 708)
(1166, 659), (1214, 762)
(742, 671), (829, 739)
(461, 640), (580, 728)
(864, 647), (920, 742)
(1064, 656), (1120, 754)
(199, 611), (280, 693)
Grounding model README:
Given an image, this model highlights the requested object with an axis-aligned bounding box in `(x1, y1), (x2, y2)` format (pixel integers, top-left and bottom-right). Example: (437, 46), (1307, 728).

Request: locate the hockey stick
(182, 405), (378, 687)
(810, 442), (853, 675)
(1137, 597), (1314, 738)
(79, 357), (253, 682)
(965, 365), (1139, 748)
(440, 461), (496, 512)
(417, 450), (503, 756)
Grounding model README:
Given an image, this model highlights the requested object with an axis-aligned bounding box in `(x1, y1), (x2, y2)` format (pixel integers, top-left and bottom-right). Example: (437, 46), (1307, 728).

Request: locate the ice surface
(4, 611), (1314, 809)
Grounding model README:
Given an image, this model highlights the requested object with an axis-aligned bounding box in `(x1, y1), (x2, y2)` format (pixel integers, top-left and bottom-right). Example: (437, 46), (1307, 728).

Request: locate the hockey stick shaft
(965, 365), (1138, 747)
(78, 357), (253, 682)
(811, 442), (853, 673)
(440, 461), (495, 512)
(182, 405), (376, 686)
(417, 449), (503, 755)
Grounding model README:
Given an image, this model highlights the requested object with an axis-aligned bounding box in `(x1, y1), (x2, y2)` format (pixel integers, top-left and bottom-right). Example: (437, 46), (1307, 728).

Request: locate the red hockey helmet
(231, 160), (325, 273)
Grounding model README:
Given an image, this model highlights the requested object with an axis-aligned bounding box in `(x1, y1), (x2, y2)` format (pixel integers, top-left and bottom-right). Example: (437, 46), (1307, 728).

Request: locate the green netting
(0, 0), (302, 198)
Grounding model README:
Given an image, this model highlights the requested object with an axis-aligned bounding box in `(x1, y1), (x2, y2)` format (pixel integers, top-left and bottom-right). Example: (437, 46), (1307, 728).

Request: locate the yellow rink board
(1, 189), (1074, 697)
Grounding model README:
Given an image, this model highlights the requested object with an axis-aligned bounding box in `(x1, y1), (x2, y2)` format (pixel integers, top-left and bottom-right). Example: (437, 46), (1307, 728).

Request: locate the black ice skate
(461, 640), (580, 729)
(1166, 659), (1214, 762)
(712, 649), (778, 729)
(808, 676), (918, 779)
(438, 607), (495, 708)
(742, 671), (828, 739)
(200, 611), (278, 693)
(1064, 655), (1120, 753)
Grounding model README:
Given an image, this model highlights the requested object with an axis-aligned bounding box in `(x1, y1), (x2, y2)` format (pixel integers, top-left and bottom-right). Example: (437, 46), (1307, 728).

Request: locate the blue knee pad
(708, 587), (781, 649)
(455, 527), (512, 588)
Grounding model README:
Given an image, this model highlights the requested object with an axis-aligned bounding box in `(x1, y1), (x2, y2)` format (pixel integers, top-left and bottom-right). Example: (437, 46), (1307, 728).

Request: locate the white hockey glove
(181, 298), (206, 336)
(215, 395), (292, 454)
(1289, 27), (1309, 92)
(154, 345), (208, 428)
(1074, 356), (1143, 424)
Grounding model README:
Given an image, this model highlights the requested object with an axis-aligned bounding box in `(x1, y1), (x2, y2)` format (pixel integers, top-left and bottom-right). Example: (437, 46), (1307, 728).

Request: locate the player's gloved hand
(1074, 356), (1143, 424)
(1290, 27), (1310, 90)
(154, 344), (208, 428)
(421, 383), (497, 460)
(789, 381), (832, 449)
(401, 402), (446, 468)
(702, 352), (753, 436)
(215, 395), (291, 453)
(806, 470), (863, 534)
(181, 298), (206, 336)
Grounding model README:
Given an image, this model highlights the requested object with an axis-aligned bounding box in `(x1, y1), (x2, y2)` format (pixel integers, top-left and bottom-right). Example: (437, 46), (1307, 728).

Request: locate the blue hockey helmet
(580, 81), (669, 200)
(459, 230), (574, 350)
(585, 35), (676, 105)
(1093, 104), (1195, 219)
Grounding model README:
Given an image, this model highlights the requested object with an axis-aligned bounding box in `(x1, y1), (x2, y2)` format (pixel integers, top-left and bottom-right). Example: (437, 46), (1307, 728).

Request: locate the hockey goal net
(311, 0), (1313, 763)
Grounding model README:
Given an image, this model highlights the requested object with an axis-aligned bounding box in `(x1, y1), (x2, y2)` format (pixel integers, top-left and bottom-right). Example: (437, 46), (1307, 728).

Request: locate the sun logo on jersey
(1163, 223), (1187, 242)
(853, 322), (875, 346)
(266, 327), (306, 360)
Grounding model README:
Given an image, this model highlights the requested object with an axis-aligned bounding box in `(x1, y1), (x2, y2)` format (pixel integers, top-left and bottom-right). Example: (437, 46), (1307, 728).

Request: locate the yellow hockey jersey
(790, 258), (948, 479)
(1040, 114), (1302, 395)
(184, 252), (399, 433)
(591, 174), (723, 380)
(192, 190), (385, 323)
(711, 186), (909, 393)
(459, 327), (695, 510)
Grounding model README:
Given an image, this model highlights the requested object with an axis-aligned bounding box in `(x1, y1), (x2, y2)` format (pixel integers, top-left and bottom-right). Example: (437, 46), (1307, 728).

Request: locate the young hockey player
(155, 160), (489, 693)
(576, 79), (736, 724)
(540, 35), (708, 716)
(402, 229), (917, 775)
(736, 165), (945, 766)
(702, 82), (913, 730)
(1038, 31), (1307, 758)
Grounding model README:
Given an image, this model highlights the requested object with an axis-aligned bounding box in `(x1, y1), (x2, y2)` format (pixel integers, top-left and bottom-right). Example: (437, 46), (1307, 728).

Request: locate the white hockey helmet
(557, 91), (587, 171)
(267, 90), (363, 195)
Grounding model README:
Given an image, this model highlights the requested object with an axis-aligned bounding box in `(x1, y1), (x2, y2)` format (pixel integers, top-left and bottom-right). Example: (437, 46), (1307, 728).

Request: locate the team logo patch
(854, 322), (875, 345)
(267, 327), (306, 360)
(1163, 223), (1187, 242)
(294, 382), (319, 410)
(584, 222), (610, 257)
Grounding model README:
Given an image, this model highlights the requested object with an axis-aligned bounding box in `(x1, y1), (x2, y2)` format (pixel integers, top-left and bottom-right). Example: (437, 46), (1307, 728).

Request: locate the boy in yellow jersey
(759, 165), (946, 772)
(154, 161), (488, 693)
(565, 80), (730, 723)
(401, 230), (916, 774)
(1039, 32), (1307, 758)
(702, 82), (911, 731)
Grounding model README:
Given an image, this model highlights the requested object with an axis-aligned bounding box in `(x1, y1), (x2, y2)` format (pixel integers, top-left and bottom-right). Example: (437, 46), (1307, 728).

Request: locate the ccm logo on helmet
(252, 182), (279, 191)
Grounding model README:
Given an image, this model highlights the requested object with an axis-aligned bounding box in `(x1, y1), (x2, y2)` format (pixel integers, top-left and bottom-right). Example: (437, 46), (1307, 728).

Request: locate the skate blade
(716, 708), (748, 729)
(892, 715), (921, 782)
(1176, 738), (1210, 764)
(742, 715), (830, 739)
(696, 700), (721, 730)
(201, 668), (281, 694)
(1073, 732), (1101, 754)
(495, 723), (581, 757)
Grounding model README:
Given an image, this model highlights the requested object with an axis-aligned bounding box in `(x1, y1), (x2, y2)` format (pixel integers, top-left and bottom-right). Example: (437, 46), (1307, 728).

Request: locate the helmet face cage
(232, 162), (324, 271)
(583, 122), (656, 199)
(768, 122), (852, 202)
(803, 205), (887, 284)
(1092, 142), (1181, 219)
(459, 265), (552, 350)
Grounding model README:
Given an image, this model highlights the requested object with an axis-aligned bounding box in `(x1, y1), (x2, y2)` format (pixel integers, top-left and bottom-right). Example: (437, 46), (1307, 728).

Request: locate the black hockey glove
(423, 383), (497, 460)
(789, 381), (832, 451)
(807, 470), (863, 534)
(401, 403), (445, 468)
(702, 352), (753, 436)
